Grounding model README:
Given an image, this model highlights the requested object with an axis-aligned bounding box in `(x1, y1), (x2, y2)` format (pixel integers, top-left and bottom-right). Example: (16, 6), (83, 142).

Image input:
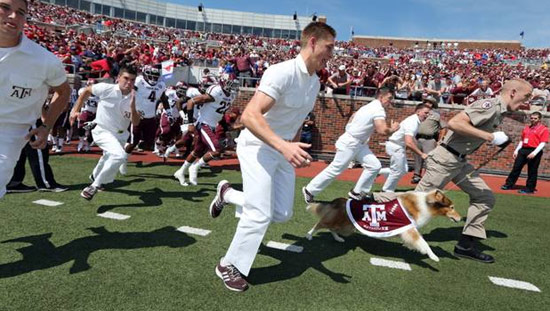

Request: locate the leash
(450, 140), (512, 190)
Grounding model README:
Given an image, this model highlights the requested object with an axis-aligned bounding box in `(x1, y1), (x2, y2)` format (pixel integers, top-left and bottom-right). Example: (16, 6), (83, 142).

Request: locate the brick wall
(233, 89), (550, 177)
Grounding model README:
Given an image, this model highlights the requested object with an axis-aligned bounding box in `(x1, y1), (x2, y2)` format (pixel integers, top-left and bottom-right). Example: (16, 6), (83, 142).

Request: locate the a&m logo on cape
(346, 198), (416, 238)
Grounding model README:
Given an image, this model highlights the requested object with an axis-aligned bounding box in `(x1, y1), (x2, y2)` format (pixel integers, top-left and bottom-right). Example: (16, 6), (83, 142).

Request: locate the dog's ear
(434, 189), (445, 202)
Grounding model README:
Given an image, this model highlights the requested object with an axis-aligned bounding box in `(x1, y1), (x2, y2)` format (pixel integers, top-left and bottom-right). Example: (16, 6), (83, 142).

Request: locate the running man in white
(69, 66), (140, 200)
(207, 22), (336, 292)
(0, 0), (71, 199)
(377, 103), (432, 192)
(173, 78), (237, 186)
(302, 87), (399, 202)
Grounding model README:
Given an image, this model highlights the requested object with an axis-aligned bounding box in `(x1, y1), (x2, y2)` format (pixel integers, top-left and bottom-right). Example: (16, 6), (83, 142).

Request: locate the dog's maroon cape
(346, 198), (416, 238)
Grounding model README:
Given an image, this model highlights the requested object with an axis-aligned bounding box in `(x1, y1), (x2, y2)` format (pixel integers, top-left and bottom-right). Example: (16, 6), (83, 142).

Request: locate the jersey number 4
(215, 101), (230, 114)
(148, 91), (156, 103)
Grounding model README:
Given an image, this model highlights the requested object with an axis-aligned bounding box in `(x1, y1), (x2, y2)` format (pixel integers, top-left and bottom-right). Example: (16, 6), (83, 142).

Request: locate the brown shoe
(215, 263), (249, 292)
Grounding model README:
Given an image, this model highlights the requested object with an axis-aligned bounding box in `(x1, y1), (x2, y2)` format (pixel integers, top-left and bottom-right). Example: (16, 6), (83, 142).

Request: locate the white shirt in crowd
(345, 99), (386, 143)
(239, 54), (320, 143)
(91, 83), (133, 133)
(0, 36), (67, 126)
(388, 114), (421, 147)
(134, 75), (166, 119)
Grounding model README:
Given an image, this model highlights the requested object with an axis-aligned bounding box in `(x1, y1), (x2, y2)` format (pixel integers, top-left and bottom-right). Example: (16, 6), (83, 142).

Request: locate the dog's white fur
(306, 190), (461, 262)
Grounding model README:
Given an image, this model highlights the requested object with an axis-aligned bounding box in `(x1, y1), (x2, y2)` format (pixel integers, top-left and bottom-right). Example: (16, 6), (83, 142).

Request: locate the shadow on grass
(249, 230), (450, 286)
(248, 233), (354, 286)
(96, 186), (216, 214)
(0, 226), (195, 278)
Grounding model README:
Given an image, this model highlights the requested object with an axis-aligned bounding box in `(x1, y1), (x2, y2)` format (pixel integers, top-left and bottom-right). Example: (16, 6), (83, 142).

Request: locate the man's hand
(280, 142), (312, 168)
(513, 151), (518, 159)
(527, 153), (536, 160)
(25, 126), (49, 149)
(490, 131), (509, 146)
(390, 120), (400, 133)
(421, 153), (428, 160)
(69, 111), (79, 126)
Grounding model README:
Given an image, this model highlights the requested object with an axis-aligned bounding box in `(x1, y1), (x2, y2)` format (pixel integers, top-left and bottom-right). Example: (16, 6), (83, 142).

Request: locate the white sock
(166, 145), (177, 153)
(220, 257), (231, 267)
(224, 188), (245, 206)
(180, 161), (192, 172)
(196, 158), (207, 168)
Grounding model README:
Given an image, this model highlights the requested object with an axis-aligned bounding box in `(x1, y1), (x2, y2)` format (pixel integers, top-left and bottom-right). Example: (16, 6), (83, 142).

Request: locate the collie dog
(306, 190), (461, 262)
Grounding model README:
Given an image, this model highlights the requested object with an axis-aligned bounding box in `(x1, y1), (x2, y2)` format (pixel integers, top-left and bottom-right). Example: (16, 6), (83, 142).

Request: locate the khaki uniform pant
(415, 146), (495, 239)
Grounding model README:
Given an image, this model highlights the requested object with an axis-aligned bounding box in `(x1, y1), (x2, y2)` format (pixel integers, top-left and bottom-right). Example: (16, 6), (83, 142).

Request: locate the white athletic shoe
(164, 145), (177, 158)
(119, 162), (127, 175)
(55, 146), (63, 153)
(51, 145), (58, 153)
(188, 164), (199, 186)
(173, 168), (189, 186)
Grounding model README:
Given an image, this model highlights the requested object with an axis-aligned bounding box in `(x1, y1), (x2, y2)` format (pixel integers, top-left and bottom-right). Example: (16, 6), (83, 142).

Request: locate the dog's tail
(307, 198), (347, 217)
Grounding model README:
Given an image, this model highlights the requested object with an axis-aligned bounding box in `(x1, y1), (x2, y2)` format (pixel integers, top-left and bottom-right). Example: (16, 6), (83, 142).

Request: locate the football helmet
(142, 65), (161, 85)
(220, 77), (240, 94)
(175, 81), (189, 98)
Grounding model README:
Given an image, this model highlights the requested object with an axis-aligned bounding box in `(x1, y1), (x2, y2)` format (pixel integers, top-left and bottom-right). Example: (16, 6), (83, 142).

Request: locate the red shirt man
(502, 112), (548, 194)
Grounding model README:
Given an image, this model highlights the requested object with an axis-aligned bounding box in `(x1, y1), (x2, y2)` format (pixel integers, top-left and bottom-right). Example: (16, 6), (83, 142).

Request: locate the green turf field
(0, 156), (548, 310)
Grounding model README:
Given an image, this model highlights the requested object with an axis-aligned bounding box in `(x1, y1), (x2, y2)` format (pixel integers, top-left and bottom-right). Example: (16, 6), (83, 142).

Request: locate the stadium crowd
(25, 1), (550, 107)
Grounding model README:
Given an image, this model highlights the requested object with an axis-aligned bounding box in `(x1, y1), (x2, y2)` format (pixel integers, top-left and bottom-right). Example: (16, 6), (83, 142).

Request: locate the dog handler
(0, 0), (70, 198)
(415, 79), (533, 263)
(208, 22), (336, 292)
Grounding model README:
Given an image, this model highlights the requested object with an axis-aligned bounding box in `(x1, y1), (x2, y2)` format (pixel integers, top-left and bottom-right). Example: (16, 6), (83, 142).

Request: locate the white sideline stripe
(489, 276), (541, 292)
(33, 199), (63, 207)
(266, 241), (303, 253)
(370, 258), (412, 271)
(97, 212), (131, 220)
(176, 226), (211, 236)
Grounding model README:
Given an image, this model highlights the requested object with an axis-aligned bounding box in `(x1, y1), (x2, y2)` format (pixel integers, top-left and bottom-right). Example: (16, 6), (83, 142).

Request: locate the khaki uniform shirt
(417, 110), (445, 137)
(442, 97), (508, 155)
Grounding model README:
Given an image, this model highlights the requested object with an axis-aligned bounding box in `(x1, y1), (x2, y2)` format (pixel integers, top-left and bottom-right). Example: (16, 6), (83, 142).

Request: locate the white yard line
(489, 276), (541, 292)
(176, 226), (211, 236)
(33, 199), (64, 207)
(266, 241), (303, 253)
(97, 211), (131, 220)
(370, 257), (412, 271)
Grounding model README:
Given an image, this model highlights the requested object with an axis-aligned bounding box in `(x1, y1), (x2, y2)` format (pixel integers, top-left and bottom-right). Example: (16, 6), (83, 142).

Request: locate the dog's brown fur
(306, 190), (461, 262)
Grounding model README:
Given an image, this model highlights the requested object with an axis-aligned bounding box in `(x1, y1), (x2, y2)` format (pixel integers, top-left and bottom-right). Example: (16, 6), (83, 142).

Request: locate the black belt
(416, 134), (437, 140)
(441, 143), (467, 159)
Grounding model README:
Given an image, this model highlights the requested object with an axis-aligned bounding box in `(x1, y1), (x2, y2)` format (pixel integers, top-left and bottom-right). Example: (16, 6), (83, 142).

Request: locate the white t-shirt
(0, 36), (66, 126)
(239, 54), (320, 143)
(197, 85), (234, 128)
(344, 99), (386, 143)
(388, 114), (421, 147)
(79, 87), (99, 113)
(91, 83), (133, 134)
(134, 75), (166, 119)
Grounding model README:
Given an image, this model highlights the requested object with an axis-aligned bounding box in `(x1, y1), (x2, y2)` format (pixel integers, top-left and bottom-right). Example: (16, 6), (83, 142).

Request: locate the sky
(169, 0), (550, 48)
